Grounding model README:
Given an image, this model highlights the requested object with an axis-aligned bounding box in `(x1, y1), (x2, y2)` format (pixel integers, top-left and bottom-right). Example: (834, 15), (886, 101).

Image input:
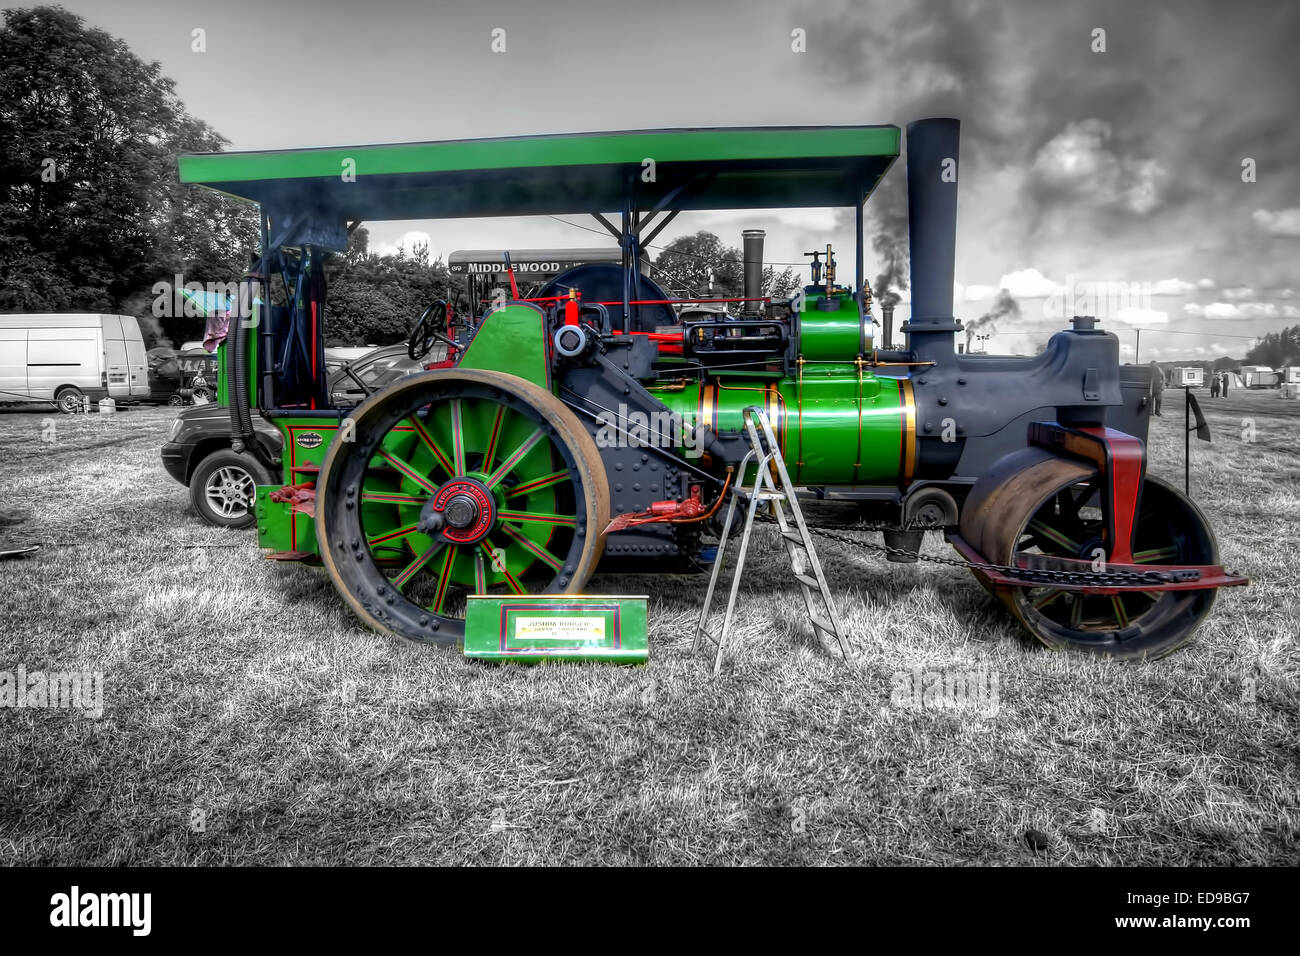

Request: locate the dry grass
(0, 390), (1296, 865)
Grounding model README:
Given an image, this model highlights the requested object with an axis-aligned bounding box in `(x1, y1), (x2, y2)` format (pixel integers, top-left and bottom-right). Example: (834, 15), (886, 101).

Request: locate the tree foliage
(324, 231), (450, 346)
(651, 231), (798, 309)
(0, 6), (257, 344)
(1243, 325), (1300, 367)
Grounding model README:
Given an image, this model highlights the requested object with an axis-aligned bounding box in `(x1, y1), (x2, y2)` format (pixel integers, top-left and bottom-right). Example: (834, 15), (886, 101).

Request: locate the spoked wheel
(960, 449), (1219, 659)
(316, 368), (609, 645)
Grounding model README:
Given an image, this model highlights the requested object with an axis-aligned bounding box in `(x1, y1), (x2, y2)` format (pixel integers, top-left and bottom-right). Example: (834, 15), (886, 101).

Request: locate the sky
(38, 0), (1300, 361)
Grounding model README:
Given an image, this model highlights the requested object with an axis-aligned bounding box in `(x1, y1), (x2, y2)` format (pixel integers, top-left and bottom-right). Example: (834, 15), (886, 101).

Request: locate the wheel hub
(421, 477), (495, 544)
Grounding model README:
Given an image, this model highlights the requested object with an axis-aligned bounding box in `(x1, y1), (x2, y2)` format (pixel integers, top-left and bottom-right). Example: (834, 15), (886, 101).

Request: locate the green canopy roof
(178, 126), (900, 222)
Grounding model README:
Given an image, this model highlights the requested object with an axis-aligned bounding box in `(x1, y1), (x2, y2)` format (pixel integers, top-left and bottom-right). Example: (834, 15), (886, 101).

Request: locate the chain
(751, 510), (1194, 588)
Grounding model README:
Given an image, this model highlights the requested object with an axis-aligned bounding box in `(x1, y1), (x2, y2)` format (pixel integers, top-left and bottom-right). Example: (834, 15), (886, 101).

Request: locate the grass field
(0, 389), (1296, 865)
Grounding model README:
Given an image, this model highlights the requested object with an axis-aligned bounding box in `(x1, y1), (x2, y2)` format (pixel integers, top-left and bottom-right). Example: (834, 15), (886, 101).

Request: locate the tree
(651, 231), (798, 310)
(324, 234), (450, 346)
(1243, 325), (1300, 367)
(653, 232), (742, 299)
(0, 6), (256, 344)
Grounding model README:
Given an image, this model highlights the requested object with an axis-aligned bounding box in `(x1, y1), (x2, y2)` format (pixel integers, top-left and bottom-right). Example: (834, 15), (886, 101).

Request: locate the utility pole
(1135, 327), (1141, 363)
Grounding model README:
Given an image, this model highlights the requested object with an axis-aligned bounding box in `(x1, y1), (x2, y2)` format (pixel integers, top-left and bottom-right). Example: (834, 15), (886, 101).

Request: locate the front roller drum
(316, 368), (609, 645)
(959, 447), (1221, 660)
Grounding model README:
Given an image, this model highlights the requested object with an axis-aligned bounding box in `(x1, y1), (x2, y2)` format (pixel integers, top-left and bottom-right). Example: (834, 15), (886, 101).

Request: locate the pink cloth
(202, 308), (231, 353)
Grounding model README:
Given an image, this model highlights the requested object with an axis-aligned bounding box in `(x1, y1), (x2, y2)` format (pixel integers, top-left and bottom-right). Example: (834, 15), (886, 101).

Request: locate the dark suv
(161, 343), (432, 527)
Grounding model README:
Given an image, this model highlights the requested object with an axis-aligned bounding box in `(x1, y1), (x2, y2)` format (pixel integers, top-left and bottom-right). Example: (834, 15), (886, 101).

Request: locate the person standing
(1222, 371), (1231, 396)
(1210, 372), (1221, 398)
(1150, 361), (1164, 416)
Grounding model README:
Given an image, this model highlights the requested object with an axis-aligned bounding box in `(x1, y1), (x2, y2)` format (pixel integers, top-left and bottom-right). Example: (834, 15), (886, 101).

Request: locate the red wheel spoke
(392, 538), (447, 591)
(485, 427), (546, 489)
(1032, 588), (1065, 610)
(1111, 595), (1130, 628)
(473, 549), (487, 594)
(504, 468), (572, 502)
(368, 522), (422, 546)
(498, 522), (564, 572)
(377, 448), (440, 494)
(505, 468), (571, 499)
(498, 509), (576, 528)
(482, 403), (508, 476)
(450, 398), (467, 475)
(1028, 518), (1080, 554)
(405, 416), (456, 476)
(1132, 545), (1178, 564)
(481, 543), (525, 594)
(362, 491), (428, 506)
(429, 546), (457, 612)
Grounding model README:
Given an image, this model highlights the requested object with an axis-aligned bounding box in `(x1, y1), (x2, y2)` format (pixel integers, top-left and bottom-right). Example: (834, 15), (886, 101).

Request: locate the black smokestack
(903, 118), (961, 361)
(881, 300), (895, 349)
(742, 229), (765, 312)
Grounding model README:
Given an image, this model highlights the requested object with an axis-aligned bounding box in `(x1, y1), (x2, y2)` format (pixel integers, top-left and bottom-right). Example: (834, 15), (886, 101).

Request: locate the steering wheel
(408, 299), (451, 361)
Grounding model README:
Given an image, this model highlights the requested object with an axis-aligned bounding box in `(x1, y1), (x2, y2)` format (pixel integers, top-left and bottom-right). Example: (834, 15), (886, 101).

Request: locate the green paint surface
(179, 126), (899, 218)
(799, 291), (864, 360)
(463, 595), (649, 664)
(180, 126), (899, 184)
(652, 367), (905, 486)
(778, 371), (905, 485)
(457, 305), (551, 388)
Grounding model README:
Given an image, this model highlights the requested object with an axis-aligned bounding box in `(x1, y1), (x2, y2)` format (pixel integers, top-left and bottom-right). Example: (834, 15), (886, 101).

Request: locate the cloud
(960, 269), (1067, 301)
(1149, 278), (1199, 296)
(376, 230), (435, 258)
(1029, 119), (1167, 215)
(1197, 278), (1217, 290)
(1183, 301), (1300, 319)
(1252, 208), (1300, 236)
(1222, 286), (1257, 300)
(1113, 306), (1169, 325)
(998, 268), (1065, 299)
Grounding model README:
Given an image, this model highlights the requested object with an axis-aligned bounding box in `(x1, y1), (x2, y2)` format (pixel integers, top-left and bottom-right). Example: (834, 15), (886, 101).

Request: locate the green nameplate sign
(463, 595), (649, 664)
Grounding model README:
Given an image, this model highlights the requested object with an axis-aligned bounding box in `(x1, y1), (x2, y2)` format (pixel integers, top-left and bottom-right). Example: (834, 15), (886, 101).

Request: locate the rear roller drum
(317, 368), (609, 645)
(959, 449), (1219, 659)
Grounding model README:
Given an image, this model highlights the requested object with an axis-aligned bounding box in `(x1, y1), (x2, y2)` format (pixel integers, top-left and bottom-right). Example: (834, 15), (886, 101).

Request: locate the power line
(1129, 326), (1278, 340)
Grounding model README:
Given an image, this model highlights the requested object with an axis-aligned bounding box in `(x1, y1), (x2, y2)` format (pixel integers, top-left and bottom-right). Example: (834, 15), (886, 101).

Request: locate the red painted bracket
(1028, 422), (1144, 565)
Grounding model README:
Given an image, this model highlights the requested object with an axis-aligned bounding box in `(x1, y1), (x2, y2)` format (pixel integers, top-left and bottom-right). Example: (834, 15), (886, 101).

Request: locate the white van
(0, 314), (149, 412)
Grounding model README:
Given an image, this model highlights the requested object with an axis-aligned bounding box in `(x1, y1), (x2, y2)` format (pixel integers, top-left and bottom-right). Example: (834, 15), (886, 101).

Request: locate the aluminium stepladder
(693, 406), (851, 674)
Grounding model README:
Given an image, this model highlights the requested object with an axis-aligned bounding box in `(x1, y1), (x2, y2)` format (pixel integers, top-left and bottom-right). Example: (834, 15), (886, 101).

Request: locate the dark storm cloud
(798, 0), (1300, 282)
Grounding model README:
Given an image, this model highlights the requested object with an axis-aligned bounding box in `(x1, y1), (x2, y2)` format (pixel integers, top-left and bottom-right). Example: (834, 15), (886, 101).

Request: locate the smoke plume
(965, 289), (1020, 350)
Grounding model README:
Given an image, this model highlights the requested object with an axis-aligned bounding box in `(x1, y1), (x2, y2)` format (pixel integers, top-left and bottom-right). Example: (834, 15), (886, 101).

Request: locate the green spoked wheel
(960, 449), (1219, 660)
(317, 368), (609, 645)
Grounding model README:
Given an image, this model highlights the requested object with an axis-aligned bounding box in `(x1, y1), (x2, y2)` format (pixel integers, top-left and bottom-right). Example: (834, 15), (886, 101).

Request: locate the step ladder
(693, 406), (851, 674)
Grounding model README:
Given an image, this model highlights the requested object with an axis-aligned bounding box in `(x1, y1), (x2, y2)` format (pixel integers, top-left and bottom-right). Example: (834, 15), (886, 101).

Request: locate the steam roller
(177, 114), (1248, 660)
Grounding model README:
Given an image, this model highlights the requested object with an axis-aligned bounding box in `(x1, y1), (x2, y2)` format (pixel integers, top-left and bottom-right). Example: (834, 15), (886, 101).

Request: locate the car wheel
(56, 386), (85, 414)
(189, 449), (273, 529)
